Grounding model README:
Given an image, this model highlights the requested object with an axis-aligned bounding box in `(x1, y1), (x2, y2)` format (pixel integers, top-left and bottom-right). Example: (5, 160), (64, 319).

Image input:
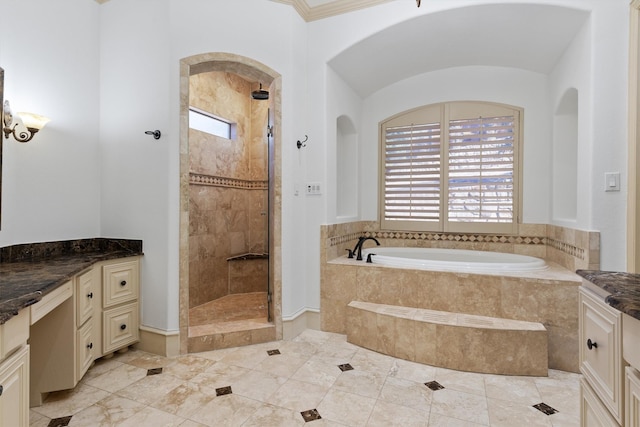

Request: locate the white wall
(98, 0), (307, 330)
(0, 0), (101, 245)
(0, 0), (631, 335)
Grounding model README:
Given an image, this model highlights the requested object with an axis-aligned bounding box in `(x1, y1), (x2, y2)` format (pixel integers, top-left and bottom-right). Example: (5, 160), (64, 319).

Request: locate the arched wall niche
(552, 87), (579, 224)
(178, 52), (283, 354)
(336, 115), (358, 219)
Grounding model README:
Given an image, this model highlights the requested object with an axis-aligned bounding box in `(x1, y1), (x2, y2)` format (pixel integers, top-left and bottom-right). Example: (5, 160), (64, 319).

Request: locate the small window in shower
(189, 107), (235, 140)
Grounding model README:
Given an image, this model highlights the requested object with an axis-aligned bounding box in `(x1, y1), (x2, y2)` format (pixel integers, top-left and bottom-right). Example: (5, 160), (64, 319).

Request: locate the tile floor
(29, 329), (580, 427)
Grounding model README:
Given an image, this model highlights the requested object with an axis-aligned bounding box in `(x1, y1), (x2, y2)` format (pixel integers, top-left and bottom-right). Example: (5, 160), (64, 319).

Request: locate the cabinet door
(628, 367), (640, 427)
(103, 260), (139, 309)
(76, 321), (95, 380)
(580, 287), (623, 424)
(581, 379), (619, 427)
(103, 303), (139, 354)
(0, 345), (29, 427)
(76, 269), (95, 327)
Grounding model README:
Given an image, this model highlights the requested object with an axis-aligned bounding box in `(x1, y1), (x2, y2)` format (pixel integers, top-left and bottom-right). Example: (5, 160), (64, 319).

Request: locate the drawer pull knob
(0, 385), (3, 396)
(87, 343), (93, 349)
(120, 324), (127, 330)
(87, 292), (93, 299)
(120, 280), (127, 287)
(587, 338), (598, 350)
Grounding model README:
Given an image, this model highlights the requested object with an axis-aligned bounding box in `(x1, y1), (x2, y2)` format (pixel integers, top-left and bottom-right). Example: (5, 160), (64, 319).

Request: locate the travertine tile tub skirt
(346, 301), (548, 376)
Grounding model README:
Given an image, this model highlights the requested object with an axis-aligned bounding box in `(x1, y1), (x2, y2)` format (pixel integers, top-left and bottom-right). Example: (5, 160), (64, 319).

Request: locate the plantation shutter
(447, 114), (516, 228)
(380, 102), (520, 234)
(383, 122), (442, 227)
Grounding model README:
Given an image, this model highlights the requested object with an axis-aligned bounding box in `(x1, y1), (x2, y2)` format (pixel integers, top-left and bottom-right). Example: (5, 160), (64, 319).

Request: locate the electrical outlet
(306, 182), (322, 195)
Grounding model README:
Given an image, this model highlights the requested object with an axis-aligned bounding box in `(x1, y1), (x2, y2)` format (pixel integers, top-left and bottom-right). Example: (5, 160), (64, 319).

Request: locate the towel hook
(145, 130), (161, 140)
(296, 135), (308, 149)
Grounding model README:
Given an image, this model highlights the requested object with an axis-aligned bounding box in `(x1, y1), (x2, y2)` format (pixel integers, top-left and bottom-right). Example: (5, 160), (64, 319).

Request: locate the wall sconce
(3, 100), (50, 143)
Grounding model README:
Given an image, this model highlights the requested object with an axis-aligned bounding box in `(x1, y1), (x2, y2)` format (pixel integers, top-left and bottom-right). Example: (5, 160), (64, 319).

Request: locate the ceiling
(328, 3), (590, 97)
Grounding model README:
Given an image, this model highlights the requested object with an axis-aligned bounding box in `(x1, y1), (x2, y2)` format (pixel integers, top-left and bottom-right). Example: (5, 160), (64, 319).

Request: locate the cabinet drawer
(76, 321), (95, 381)
(0, 309), (29, 361)
(31, 281), (72, 325)
(103, 303), (139, 354)
(579, 287), (623, 424)
(628, 367), (640, 427)
(103, 260), (139, 308)
(76, 269), (96, 327)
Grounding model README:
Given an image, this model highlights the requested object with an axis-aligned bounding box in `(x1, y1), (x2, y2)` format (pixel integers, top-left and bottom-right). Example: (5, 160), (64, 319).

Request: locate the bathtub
(361, 247), (547, 272)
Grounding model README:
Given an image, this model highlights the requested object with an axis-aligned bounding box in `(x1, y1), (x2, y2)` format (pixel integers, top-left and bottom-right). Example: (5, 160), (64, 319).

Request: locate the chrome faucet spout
(355, 236), (380, 261)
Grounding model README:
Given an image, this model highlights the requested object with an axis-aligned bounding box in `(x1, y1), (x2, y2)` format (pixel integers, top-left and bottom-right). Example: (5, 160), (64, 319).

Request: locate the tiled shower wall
(189, 71), (269, 309)
(321, 221), (600, 272)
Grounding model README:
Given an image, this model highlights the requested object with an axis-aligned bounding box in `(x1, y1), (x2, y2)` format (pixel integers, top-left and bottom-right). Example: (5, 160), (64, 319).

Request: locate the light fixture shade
(18, 112), (50, 130)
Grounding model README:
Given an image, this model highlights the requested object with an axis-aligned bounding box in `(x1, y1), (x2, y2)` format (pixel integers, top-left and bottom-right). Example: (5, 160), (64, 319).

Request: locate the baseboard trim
(136, 325), (180, 357)
(283, 308), (320, 340)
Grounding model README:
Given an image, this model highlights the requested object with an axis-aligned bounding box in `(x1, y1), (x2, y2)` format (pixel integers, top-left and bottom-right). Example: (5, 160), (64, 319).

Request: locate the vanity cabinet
(30, 256), (140, 406)
(580, 285), (624, 425)
(102, 259), (139, 354)
(0, 310), (29, 427)
(627, 367), (640, 427)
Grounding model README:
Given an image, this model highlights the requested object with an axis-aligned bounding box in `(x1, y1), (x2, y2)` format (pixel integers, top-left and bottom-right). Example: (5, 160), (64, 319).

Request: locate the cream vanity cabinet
(624, 313), (640, 427)
(101, 259), (139, 354)
(580, 284), (624, 426)
(30, 256), (140, 407)
(580, 280), (640, 427)
(0, 310), (30, 427)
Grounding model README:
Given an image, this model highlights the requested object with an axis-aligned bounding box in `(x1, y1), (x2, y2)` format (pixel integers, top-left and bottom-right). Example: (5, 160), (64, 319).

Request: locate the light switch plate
(604, 172), (620, 192)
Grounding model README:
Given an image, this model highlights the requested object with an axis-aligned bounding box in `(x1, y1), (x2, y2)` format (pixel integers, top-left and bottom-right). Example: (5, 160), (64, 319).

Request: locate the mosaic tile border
(327, 230), (585, 261)
(546, 237), (585, 260)
(189, 172), (268, 190)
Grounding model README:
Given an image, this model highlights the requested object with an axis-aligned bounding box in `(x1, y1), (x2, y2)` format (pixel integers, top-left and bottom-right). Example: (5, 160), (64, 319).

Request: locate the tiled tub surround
(0, 238), (143, 324)
(321, 222), (600, 374)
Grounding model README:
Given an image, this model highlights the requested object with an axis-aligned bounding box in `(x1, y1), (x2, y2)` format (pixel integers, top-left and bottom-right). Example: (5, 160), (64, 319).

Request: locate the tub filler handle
(366, 253), (376, 263)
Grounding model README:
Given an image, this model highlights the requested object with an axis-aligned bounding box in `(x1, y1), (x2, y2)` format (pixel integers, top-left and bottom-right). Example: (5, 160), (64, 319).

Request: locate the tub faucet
(353, 236), (380, 261)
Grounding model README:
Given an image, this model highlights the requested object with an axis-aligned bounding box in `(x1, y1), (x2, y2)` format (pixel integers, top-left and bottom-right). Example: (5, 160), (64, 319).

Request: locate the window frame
(188, 106), (236, 140)
(378, 101), (523, 234)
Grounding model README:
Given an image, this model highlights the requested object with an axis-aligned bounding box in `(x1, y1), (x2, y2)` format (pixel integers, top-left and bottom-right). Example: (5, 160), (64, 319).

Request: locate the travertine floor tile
(430, 388), (490, 425)
(31, 383), (110, 419)
(27, 329), (580, 427)
(316, 389), (376, 427)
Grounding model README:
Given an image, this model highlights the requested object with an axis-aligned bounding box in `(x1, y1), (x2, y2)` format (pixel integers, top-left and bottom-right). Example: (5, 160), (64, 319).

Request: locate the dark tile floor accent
(533, 402), (558, 415)
(47, 416), (72, 427)
(338, 363), (354, 372)
(267, 349), (281, 356)
(300, 409), (322, 422)
(216, 386), (233, 396)
(147, 367), (163, 376)
(424, 380), (445, 391)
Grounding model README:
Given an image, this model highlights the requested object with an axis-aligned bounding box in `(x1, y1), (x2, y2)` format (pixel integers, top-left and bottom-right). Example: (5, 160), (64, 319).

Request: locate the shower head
(251, 83), (269, 100)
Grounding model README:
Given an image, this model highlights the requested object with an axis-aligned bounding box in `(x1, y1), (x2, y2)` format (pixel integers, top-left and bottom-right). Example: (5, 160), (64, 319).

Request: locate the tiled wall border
(189, 172), (268, 190)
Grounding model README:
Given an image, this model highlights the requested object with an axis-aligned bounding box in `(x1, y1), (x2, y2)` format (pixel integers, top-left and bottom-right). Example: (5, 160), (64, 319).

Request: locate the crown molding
(94, 0), (393, 21)
(271, 0), (394, 22)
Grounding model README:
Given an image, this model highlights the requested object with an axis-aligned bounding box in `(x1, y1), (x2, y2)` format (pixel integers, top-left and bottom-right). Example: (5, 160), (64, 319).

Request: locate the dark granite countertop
(576, 270), (640, 321)
(0, 238), (142, 325)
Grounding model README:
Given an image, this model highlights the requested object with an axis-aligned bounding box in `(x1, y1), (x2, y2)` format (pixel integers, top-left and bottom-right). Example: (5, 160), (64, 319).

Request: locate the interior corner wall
(360, 66), (552, 225)
(588, 0), (630, 271)
(548, 16), (592, 232)
(0, 0), (101, 246)
(99, 0), (306, 331)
